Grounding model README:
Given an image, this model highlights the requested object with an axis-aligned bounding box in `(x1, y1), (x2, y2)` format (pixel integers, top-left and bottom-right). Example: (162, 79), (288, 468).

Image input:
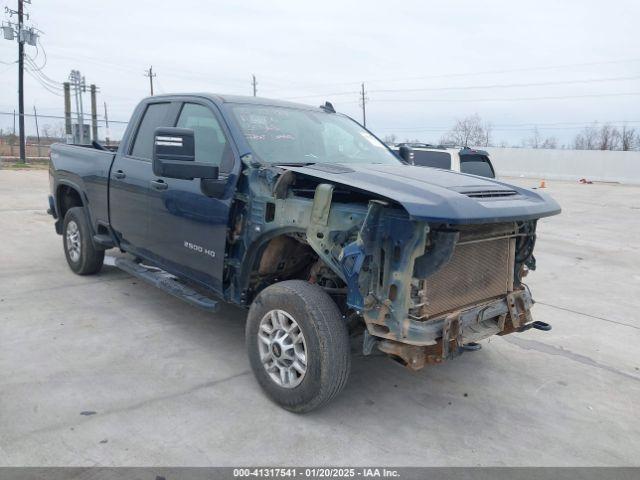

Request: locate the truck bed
(50, 143), (116, 232)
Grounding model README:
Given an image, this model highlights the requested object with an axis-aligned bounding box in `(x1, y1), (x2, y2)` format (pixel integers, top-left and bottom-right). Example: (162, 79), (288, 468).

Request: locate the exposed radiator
(413, 224), (516, 319)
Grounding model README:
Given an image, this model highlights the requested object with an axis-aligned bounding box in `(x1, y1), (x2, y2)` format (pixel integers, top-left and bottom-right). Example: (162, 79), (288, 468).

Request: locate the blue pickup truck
(48, 94), (560, 412)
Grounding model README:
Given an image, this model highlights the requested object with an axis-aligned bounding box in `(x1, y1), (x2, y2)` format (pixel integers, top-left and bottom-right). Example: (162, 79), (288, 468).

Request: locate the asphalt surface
(1, 170), (639, 466)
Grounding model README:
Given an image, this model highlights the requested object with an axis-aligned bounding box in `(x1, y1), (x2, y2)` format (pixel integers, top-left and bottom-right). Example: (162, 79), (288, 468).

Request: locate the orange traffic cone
(539, 179), (546, 188)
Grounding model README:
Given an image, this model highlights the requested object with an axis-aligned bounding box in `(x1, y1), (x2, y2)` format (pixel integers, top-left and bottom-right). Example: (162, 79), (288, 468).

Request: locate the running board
(93, 234), (115, 248)
(112, 257), (219, 312)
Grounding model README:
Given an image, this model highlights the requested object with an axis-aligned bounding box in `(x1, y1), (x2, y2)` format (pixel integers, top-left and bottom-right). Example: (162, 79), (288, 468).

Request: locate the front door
(109, 101), (174, 256)
(145, 101), (237, 294)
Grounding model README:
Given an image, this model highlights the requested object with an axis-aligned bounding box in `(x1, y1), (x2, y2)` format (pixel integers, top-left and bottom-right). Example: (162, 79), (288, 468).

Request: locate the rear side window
(460, 155), (495, 178)
(413, 151), (451, 169)
(130, 103), (171, 159)
(176, 103), (231, 169)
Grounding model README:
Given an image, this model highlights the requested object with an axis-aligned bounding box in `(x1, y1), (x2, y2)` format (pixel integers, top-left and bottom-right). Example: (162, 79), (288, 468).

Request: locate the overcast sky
(1, 0), (639, 145)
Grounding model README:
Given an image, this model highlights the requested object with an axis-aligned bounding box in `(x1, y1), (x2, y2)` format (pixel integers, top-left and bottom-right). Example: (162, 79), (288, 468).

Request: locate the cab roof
(146, 93), (321, 111)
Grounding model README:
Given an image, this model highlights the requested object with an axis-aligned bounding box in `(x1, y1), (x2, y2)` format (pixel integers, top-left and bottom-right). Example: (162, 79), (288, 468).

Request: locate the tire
(246, 280), (350, 413)
(62, 207), (104, 275)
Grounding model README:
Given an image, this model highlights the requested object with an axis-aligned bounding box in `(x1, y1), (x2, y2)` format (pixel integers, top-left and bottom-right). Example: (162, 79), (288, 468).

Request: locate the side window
(460, 155), (495, 178)
(176, 103), (230, 168)
(413, 151), (451, 169)
(130, 102), (171, 159)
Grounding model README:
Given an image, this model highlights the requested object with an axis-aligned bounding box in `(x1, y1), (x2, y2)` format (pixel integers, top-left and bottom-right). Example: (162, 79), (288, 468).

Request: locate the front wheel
(246, 280), (351, 413)
(62, 207), (104, 275)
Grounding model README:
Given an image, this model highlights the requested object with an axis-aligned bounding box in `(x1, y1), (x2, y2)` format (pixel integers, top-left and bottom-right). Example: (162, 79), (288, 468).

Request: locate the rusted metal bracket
(441, 313), (463, 360)
(377, 312), (464, 370)
(375, 289), (536, 370)
(500, 291), (534, 335)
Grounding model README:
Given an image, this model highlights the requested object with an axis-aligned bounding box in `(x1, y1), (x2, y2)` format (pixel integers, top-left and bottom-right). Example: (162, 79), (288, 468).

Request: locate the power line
(282, 90), (358, 100)
(264, 57), (640, 93)
(24, 52), (59, 86)
(24, 67), (63, 96)
(41, 49), (250, 87)
(364, 57), (640, 85)
(0, 110), (129, 124)
(24, 57), (63, 91)
(373, 91), (640, 103)
(367, 75), (640, 94)
(24, 37), (47, 70)
(280, 74), (640, 100)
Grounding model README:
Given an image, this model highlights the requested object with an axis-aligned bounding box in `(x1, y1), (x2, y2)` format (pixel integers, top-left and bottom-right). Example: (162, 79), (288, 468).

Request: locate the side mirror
(398, 145), (414, 164)
(152, 127), (219, 180)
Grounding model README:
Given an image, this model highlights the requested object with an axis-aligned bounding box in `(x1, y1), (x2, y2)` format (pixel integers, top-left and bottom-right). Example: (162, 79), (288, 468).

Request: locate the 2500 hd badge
(184, 241), (216, 258)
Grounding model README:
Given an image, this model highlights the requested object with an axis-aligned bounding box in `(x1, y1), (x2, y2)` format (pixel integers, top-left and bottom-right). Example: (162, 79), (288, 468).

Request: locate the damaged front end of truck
(340, 206), (541, 369)
(227, 159), (560, 370)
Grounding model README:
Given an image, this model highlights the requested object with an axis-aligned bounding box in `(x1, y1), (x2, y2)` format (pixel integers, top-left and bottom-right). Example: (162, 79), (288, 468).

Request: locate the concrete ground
(0, 170), (639, 466)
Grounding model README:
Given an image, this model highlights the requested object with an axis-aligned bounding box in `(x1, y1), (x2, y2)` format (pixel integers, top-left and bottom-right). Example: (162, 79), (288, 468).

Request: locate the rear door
(109, 101), (175, 255)
(145, 100), (237, 294)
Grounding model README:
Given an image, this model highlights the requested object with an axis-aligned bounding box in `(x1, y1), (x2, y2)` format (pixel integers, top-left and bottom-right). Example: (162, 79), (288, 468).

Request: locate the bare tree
(527, 127), (542, 148)
(525, 127), (557, 149)
(573, 124), (599, 150)
(540, 136), (558, 149)
(571, 123), (640, 150)
(41, 124), (52, 139)
(597, 124), (622, 150)
(441, 114), (491, 147)
(481, 121), (492, 147)
(52, 123), (65, 139)
(621, 125), (637, 151)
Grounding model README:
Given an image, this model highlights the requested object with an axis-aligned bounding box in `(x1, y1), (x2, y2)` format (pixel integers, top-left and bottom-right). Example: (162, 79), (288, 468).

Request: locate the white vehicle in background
(391, 143), (496, 179)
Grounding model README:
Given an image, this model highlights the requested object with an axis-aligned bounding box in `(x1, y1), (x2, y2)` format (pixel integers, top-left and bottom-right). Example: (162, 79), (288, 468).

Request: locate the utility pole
(252, 74), (257, 97)
(3, 0), (39, 161)
(90, 84), (98, 142)
(63, 82), (72, 142)
(144, 66), (156, 96)
(33, 105), (40, 157)
(103, 101), (110, 146)
(360, 82), (367, 128)
(17, 0), (25, 162)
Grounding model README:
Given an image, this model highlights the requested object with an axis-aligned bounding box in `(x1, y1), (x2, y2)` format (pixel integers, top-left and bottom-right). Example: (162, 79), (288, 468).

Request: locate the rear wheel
(62, 207), (104, 275)
(246, 280), (350, 413)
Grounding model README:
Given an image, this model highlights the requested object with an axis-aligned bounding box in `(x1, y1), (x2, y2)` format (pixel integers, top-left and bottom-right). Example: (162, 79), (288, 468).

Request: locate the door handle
(151, 179), (168, 191)
(113, 170), (126, 180)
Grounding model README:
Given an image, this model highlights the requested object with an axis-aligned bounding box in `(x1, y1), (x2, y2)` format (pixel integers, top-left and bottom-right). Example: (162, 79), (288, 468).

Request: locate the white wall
(484, 147), (640, 184)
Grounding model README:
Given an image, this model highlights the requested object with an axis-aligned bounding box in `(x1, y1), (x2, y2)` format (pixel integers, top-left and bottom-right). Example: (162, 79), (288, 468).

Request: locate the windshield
(229, 104), (401, 165)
